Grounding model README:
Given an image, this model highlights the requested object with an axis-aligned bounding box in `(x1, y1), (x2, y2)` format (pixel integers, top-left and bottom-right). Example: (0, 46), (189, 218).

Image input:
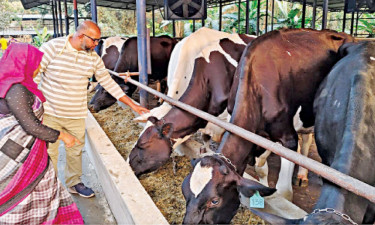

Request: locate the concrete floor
(57, 142), (116, 224)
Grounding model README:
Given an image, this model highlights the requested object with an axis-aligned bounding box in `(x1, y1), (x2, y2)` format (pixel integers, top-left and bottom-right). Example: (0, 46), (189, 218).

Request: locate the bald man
(35, 20), (149, 198)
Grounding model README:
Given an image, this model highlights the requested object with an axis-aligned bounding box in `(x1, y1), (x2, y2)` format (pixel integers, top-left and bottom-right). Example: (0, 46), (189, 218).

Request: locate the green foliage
(358, 14), (375, 37)
(32, 26), (50, 47)
(0, 0), (19, 30)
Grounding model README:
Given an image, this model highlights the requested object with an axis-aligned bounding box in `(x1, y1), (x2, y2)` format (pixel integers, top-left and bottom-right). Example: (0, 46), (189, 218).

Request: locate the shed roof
(21, 0), (349, 12)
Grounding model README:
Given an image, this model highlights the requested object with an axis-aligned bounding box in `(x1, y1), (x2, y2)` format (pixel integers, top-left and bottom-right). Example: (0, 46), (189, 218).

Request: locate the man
(35, 20), (149, 198)
(0, 35), (8, 56)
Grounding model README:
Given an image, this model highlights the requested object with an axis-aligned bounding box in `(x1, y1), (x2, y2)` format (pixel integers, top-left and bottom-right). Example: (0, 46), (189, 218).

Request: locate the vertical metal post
(271, 0), (275, 30)
(343, 0), (348, 32)
(265, 0), (268, 32)
(91, 0), (98, 24)
(350, 11), (354, 34)
(64, 0), (69, 35)
(355, 10), (359, 36)
(193, 20), (196, 32)
(202, 18), (205, 27)
(54, 0), (59, 37)
(136, 0), (148, 108)
(322, 0), (328, 29)
(58, 0), (63, 36)
(301, 0), (306, 28)
(152, 6), (155, 37)
(172, 20), (176, 37)
(256, 0), (260, 35)
(219, 0), (222, 31)
(312, 0), (317, 29)
(73, 0), (78, 29)
(238, 0), (241, 33)
(245, 0), (250, 33)
(51, 0), (57, 37)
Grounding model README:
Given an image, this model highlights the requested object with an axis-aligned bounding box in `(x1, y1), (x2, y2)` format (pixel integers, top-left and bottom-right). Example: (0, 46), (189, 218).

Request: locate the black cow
(182, 28), (354, 224)
(253, 41), (375, 224)
(89, 35), (177, 112)
(129, 33), (256, 176)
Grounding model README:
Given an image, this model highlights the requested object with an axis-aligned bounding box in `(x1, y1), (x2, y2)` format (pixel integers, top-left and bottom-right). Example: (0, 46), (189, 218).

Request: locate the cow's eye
(208, 198), (220, 208)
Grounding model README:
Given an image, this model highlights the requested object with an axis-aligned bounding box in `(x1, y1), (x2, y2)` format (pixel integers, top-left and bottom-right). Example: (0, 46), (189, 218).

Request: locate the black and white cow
(252, 41), (375, 224)
(129, 30), (256, 176)
(182, 28), (355, 224)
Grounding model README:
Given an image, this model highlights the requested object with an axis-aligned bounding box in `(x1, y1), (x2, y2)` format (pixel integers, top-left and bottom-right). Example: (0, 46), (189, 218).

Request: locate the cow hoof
(293, 177), (309, 187)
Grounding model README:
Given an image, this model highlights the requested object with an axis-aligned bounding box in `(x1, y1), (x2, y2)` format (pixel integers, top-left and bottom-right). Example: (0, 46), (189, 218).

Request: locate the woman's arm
(6, 84), (60, 142)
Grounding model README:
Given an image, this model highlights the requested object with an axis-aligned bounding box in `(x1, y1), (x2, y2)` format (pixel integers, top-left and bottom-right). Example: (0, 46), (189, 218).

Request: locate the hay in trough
(88, 92), (265, 224)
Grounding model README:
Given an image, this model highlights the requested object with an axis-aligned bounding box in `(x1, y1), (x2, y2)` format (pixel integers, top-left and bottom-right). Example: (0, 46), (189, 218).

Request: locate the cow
(130, 28), (315, 201)
(129, 32), (256, 176)
(88, 36), (127, 93)
(128, 28), (245, 160)
(252, 41), (375, 224)
(181, 28), (355, 224)
(88, 35), (177, 112)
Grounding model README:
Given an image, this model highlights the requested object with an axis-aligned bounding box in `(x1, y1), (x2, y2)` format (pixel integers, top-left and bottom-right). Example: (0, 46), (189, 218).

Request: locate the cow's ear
(148, 116), (159, 124)
(161, 123), (174, 138)
(250, 209), (302, 225)
(338, 42), (358, 58)
(236, 177), (276, 198)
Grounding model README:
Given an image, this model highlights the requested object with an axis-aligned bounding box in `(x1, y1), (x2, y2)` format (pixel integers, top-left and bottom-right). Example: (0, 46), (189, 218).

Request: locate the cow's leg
(255, 150), (272, 186)
(295, 133), (312, 187)
(268, 121), (298, 202)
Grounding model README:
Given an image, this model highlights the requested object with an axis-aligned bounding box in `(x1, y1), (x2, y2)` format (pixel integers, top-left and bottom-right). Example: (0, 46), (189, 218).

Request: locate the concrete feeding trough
(84, 101), (307, 224)
(85, 111), (168, 225)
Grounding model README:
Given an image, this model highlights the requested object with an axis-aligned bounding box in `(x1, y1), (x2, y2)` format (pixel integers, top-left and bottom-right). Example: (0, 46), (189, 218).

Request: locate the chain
(212, 153), (237, 172)
(304, 208), (357, 225)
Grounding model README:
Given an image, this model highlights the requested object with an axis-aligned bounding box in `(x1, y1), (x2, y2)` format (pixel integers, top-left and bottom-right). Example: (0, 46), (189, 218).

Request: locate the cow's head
(250, 208), (356, 225)
(129, 116), (174, 176)
(182, 155), (276, 224)
(88, 83), (129, 113)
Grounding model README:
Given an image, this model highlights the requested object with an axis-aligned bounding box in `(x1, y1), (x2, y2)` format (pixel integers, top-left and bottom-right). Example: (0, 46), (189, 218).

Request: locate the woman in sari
(0, 43), (84, 224)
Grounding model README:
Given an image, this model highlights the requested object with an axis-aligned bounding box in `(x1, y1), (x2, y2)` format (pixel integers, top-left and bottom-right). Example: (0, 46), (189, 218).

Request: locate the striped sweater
(35, 35), (124, 118)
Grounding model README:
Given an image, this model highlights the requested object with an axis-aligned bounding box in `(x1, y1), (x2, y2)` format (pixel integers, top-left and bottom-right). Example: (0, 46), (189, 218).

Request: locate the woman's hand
(58, 132), (81, 148)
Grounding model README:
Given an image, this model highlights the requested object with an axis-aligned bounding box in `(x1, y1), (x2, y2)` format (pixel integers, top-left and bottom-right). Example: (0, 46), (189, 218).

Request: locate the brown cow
(182, 28), (354, 224)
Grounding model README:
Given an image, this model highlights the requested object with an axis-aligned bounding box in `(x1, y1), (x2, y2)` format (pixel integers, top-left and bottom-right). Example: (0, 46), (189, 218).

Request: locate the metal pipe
(108, 69), (375, 204)
(91, 0), (98, 24)
(136, 0), (149, 108)
(202, 18), (205, 27)
(193, 20), (196, 32)
(54, 0), (59, 37)
(322, 0), (329, 29)
(51, 0), (57, 37)
(256, 0), (260, 35)
(301, 0), (306, 28)
(355, 10), (359, 36)
(64, 0), (69, 35)
(219, 0), (222, 31)
(312, 0), (317, 29)
(152, 6), (155, 37)
(73, 0), (78, 29)
(343, 0), (348, 32)
(58, 0), (63, 36)
(245, 0), (250, 34)
(238, 0), (241, 33)
(173, 20), (176, 37)
(271, 0), (274, 30)
(265, 0), (268, 33)
(350, 11), (355, 35)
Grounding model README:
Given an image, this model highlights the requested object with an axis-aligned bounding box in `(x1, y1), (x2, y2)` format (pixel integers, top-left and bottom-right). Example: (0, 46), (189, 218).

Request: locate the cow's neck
(163, 107), (207, 139)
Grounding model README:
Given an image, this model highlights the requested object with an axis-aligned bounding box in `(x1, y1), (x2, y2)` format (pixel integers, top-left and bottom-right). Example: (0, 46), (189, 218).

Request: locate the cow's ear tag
(250, 191), (264, 208)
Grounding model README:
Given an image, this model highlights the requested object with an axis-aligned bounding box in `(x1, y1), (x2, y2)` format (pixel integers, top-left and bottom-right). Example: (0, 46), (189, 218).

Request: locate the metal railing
(108, 69), (375, 204)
